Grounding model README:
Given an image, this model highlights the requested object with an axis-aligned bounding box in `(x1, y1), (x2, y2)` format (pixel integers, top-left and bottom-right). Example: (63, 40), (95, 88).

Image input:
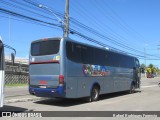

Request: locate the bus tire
(129, 83), (135, 94)
(90, 86), (99, 102)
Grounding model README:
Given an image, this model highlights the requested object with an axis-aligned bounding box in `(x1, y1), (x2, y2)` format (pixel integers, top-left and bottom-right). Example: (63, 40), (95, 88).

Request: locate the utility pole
(64, 0), (69, 38)
(9, 15), (11, 43)
(144, 45), (147, 77)
(144, 47), (146, 67)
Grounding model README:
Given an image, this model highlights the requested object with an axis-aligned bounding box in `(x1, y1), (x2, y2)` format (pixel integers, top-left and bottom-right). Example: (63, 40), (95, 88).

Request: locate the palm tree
(147, 64), (157, 74)
(148, 64), (154, 69)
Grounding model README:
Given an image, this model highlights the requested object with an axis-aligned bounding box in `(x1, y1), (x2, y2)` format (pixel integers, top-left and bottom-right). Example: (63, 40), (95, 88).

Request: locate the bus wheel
(129, 83), (135, 94)
(90, 86), (99, 102)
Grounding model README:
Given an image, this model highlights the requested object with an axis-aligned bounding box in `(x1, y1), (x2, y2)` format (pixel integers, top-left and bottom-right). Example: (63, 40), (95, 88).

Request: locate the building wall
(5, 61), (29, 85)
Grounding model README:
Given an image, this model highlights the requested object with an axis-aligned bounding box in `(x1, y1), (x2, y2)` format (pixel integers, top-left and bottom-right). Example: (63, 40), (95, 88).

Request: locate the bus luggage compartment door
(29, 63), (60, 87)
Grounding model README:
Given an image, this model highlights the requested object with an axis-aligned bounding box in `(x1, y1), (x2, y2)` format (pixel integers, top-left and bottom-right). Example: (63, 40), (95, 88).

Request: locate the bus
(0, 39), (5, 107)
(0, 36), (15, 107)
(29, 37), (141, 102)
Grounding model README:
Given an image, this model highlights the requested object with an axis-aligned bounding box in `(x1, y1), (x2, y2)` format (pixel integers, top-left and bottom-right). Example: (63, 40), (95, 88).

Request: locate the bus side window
(135, 59), (140, 68)
(81, 46), (92, 64)
(66, 41), (81, 63)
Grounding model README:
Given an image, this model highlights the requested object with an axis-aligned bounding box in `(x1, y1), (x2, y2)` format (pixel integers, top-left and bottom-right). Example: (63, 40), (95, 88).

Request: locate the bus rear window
(31, 40), (60, 56)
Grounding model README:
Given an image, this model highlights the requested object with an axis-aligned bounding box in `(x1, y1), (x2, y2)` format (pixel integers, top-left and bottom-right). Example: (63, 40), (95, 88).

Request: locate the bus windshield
(31, 40), (60, 56)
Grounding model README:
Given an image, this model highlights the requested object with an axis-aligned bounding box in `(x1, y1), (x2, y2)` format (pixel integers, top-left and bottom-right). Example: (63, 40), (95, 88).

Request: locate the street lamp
(38, 4), (64, 24)
(38, 2), (69, 37)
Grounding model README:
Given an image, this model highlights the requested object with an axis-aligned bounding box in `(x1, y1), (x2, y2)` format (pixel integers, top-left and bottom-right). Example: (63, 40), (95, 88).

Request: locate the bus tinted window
(94, 48), (107, 66)
(135, 58), (140, 67)
(66, 42), (81, 63)
(31, 40), (60, 56)
(81, 46), (93, 64)
(66, 41), (135, 68)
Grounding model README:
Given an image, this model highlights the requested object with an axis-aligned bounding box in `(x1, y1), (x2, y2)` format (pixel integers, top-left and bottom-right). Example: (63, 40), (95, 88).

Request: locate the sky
(0, 0), (160, 67)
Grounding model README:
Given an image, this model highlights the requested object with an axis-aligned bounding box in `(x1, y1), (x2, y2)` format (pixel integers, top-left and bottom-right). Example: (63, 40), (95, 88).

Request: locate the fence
(5, 61), (29, 85)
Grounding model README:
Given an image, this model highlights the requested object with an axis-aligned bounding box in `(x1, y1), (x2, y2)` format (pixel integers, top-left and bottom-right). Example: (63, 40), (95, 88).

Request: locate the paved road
(1, 77), (160, 120)
(5, 86), (29, 97)
(141, 76), (160, 86)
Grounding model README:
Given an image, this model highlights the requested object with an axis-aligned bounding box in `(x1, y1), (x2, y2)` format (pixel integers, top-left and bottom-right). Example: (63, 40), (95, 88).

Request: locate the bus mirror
(11, 53), (15, 65)
(0, 43), (2, 48)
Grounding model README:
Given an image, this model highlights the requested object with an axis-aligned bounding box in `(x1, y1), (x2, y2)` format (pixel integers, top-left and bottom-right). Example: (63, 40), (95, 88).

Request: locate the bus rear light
(59, 75), (64, 85)
(39, 81), (48, 85)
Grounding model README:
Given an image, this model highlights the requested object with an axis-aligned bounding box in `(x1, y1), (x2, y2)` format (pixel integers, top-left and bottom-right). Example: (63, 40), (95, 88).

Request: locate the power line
(100, 0), (147, 43)
(22, 0), (64, 18)
(0, 8), (62, 28)
(71, 0), (138, 47)
(0, 15), (61, 31)
(1, 0), (58, 22)
(69, 28), (145, 58)
(1, 1), (160, 60)
(23, 1), (148, 57)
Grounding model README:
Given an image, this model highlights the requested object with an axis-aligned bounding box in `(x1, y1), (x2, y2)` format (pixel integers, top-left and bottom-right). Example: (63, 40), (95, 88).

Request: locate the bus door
(0, 40), (4, 107)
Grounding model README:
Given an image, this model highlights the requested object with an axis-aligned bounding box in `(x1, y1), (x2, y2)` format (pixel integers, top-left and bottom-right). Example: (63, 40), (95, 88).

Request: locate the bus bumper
(29, 86), (65, 98)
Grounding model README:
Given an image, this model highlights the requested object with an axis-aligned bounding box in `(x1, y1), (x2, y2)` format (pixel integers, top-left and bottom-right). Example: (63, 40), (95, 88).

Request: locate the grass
(5, 83), (28, 87)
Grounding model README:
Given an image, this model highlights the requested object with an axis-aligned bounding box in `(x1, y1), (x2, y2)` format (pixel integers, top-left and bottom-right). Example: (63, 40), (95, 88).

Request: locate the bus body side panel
(65, 60), (133, 99)
(64, 40), (139, 99)
(112, 67), (133, 92)
(65, 61), (99, 98)
(65, 61), (80, 98)
(102, 67), (116, 94)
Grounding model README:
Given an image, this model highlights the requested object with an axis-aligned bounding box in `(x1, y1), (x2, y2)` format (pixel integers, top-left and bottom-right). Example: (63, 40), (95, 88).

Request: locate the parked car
(152, 74), (157, 77)
(147, 73), (154, 78)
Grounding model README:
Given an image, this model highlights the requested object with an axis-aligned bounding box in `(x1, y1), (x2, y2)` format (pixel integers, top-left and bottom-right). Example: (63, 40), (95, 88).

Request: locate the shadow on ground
(34, 90), (141, 107)
(0, 105), (28, 117)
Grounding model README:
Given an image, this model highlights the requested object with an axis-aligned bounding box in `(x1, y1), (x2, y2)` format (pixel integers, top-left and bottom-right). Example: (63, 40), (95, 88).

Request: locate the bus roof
(31, 37), (62, 43)
(31, 37), (137, 59)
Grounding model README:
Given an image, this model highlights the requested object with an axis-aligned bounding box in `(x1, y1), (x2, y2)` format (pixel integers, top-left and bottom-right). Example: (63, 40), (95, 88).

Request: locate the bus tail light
(59, 75), (64, 86)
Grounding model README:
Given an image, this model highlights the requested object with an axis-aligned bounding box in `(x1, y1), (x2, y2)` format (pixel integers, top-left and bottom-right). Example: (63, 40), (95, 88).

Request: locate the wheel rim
(92, 88), (98, 99)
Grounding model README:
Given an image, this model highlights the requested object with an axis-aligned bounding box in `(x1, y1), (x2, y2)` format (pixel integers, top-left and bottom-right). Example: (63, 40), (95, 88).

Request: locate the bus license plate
(40, 86), (46, 88)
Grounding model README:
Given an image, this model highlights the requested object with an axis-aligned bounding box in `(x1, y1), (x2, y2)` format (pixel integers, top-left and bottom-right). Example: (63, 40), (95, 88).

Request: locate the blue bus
(29, 37), (141, 102)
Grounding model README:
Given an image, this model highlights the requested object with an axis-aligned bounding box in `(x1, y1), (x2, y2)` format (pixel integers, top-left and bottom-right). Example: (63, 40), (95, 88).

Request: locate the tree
(157, 67), (160, 74)
(147, 64), (158, 74)
(141, 63), (146, 68)
(140, 63), (159, 75)
(148, 64), (154, 69)
(146, 67), (152, 74)
(141, 63), (146, 73)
